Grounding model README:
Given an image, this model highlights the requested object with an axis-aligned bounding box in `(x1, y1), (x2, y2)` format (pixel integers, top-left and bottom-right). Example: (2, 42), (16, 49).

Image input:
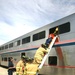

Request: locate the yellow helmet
(21, 56), (29, 60)
(55, 27), (58, 31)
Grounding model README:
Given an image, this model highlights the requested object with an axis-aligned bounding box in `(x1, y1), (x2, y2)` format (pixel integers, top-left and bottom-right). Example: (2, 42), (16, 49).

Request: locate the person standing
(8, 57), (15, 75)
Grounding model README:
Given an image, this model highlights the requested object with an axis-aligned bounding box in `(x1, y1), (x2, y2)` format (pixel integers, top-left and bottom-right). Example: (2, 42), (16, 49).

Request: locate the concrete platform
(0, 67), (16, 75)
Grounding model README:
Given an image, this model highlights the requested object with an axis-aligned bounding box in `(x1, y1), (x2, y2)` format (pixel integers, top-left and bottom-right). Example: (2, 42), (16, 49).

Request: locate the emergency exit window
(48, 56), (57, 65)
(49, 22), (70, 34)
(49, 27), (58, 34)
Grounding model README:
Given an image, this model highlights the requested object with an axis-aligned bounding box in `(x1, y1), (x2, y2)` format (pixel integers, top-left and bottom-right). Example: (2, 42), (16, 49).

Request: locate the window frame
(49, 22), (70, 35)
(33, 31), (45, 41)
(22, 36), (30, 44)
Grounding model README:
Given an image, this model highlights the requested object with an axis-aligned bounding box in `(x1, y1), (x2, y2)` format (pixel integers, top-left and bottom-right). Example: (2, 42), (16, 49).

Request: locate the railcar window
(49, 27), (58, 34)
(1, 46), (4, 50)
(49, 22), (70, 34)
(21, 53), (26, 57)
(33, 31), (45, 41)
(2, 58), (3, 61)
(59, 22), (70, 34)
(0, 47), (1, 50)
(5, 45), (8, 49)
(9, 43), (13, 48)
(22, 36), (30, 44)
(17, 40), (20, 46)
(48, 56), (57, 65)
(4, 57), (7, 61)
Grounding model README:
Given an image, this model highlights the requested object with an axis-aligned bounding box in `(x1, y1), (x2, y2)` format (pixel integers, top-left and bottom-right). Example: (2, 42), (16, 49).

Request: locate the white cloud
(0, 22), (37, 45)
(0, 0), (75, 45)
(0, 40), (5, 45)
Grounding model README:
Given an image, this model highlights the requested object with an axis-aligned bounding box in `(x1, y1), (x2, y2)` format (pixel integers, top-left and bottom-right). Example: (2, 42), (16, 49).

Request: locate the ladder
(38, 36), (58, 69)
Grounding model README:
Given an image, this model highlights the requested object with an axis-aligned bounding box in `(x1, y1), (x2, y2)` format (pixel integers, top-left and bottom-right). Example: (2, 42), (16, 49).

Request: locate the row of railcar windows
(0, 30), (45, 50)
(1, 57), (17, 61)
(0, 22), (70, 50)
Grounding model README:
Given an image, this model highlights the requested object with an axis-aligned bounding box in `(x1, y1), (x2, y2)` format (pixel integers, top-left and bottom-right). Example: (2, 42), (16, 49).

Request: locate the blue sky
(0, 0), (75, 45)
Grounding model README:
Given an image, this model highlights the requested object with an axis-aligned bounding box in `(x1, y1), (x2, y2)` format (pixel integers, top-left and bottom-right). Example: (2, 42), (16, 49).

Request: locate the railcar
(0, 13), (75, 75)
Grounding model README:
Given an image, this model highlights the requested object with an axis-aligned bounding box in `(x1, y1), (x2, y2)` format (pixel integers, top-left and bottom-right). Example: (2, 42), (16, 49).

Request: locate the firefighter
(25, 58), (39, 75)
(24, 57), (34, 75)
(33, 45), (48, 64)
(26, 58), (34, 66)
(16, 56), (29, 75)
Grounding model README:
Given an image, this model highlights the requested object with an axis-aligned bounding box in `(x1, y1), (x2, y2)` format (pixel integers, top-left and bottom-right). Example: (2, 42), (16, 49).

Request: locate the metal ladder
(39, 36), (58, 69)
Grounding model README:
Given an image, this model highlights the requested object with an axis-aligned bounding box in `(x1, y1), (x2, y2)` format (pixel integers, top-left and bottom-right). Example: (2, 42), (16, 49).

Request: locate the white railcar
(0, 13), (75, 75)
